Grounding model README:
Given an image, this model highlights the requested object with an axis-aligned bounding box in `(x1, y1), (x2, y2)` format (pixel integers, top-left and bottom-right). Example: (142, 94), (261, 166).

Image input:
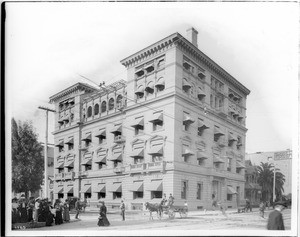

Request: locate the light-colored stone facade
(50, 28), (250, 210)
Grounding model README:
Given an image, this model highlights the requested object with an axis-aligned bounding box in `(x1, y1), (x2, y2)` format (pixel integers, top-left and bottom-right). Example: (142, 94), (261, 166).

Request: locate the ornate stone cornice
(49, 83), (98, 103)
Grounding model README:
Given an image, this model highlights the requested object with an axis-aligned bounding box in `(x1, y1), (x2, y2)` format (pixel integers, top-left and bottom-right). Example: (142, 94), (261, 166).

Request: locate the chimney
(186, 27), (198, 48)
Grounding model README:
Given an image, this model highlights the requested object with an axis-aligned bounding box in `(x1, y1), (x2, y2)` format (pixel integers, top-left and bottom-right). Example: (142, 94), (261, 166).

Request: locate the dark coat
(267, 210), (285, 230)
(97, 205), (110, 227)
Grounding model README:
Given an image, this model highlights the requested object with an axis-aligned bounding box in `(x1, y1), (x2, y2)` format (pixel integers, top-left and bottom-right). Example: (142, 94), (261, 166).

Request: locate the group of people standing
(12, 195), (71, 227)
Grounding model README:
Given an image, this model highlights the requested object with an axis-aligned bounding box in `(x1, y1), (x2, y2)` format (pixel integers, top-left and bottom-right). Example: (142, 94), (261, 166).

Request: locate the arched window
(94, 104), (99, 115)
(101, 101), (107, 113)
(116, 95), (123, 106)
(108, 98), (115, 110)
(87, 106), (92, 118)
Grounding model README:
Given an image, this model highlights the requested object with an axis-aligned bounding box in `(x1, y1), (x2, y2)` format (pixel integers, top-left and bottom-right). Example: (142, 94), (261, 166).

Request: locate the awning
(110, 125), (122, 134)
(148, 146), (163, 156)
(81, 159), (92, 165)
(55, 140), (64, 147)
(110, 153), (122, 161)
(64, 160), (74, 168)
(145, 81), (154, 92)
(198, 120), (209, 129)
(94, 155), (106, 164)
(58, 117), (64, 123)
(131, 118), (144, 128)
(82, 133), (92, 141)
(63, 115), (69, 121)
(197, 87), (206, 97)
(213, 156), (225, 163)
(182, 80), (191, 89)
(135, 85), (144, 95)
(65, 186), (74, 194)
(197, 151), (208, 159)
(182, 148), (195, 156)
(214, 127), (225, 136)
(149, 113), (163, 123)
(55, 162), (64, 169)
(147, 180), (162, 191)
(238, 114), (244, 119)
(94, 184), (106, 193)
(56, 187), (64, 194)
(236, 161), (246, 169)
(130, 182), (144, 192)
(130, 148), (144, 158)
(83, 152), (92, 159)
(183, 114), (195, 125)
(68, 98), (74, 104)
(108, 183), (122, 192)
(95, 129), (106, 138)
(80, 185), (91, 193)
(155, 77), (165, 88)
(227, 186), (237, 194)
(65, 137), (74, 145)
(228, 134), (237, 141)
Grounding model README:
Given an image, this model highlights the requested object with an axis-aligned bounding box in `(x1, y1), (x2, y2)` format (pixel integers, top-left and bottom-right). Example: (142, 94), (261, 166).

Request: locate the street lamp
(268, 157), (276, 203)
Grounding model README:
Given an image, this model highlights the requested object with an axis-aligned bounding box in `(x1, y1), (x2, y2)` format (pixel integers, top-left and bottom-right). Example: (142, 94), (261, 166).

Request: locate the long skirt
(63, 209), (70, 222)
(27, 208), (33, 222)
(12, 209), (20, 224)
(34, 209), (39, 222)
(45, 212), (54, 226)
(55, 210), (63, 225)
(97, 215), (110, 226)
(19, 207), (28, 223)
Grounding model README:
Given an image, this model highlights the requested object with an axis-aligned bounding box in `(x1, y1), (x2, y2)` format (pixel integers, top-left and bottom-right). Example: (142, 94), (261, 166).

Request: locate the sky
(6, 1), (298, 154)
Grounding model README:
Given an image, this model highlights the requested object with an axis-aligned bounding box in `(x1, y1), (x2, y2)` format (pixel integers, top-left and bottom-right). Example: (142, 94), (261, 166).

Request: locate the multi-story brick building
(50, 28), (250, 210)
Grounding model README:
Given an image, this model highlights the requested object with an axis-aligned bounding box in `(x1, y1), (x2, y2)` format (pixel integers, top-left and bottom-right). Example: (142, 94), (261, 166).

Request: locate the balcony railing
(64, 171), (75, 180)
(113, 166), (125, 173)
(114, 135), (125, 143)
(55, 173), (64, 180)
(147, 161), (165, 172)
(129, 163), (146, 174)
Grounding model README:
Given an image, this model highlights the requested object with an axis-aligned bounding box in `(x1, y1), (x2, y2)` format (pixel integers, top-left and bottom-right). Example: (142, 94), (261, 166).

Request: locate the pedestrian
(97, 201), (110, 227)
(63, 199), (70, 222)
(184, 201), (188, 212)
(259, 200), (266, 218)
(75, 198), (80, 219)
(212, 194), (217, 211)
(54, 199), (63, 225)
(161, 193), (167, 206)
(82, 197), (87, 212)
(267, 201), (287, 230)
(120, 200), (125, 221)
(168, 193), (174, 207)
(34, 197), (40, 222)
(18, 195), (28, 223)
(12, 197), (20, 224)
(27, 197), (34, 222)
(217, 201), (228, 218)
(45, 201), (54, 226)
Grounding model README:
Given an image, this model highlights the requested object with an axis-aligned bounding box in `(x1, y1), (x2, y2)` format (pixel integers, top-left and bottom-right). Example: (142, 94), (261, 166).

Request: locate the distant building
(50, 28), (250, 210)
(245, 150), (292, 196)
(244, 160), (262, 206)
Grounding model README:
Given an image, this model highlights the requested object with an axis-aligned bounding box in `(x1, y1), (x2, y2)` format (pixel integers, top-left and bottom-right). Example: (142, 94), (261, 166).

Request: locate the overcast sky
(6, 2), (298, 154)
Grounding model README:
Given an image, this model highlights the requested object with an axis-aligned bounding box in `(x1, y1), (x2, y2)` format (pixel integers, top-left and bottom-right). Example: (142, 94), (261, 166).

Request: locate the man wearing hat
(34, 197), (41, 222)
(267, 201), (287, 230)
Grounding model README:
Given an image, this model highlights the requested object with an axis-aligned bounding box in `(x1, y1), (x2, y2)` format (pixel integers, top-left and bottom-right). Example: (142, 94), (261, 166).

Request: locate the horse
(144, 202), (163, 220)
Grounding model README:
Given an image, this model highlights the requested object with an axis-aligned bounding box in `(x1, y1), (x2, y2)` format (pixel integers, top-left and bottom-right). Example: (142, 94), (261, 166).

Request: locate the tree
(257, 162), (285, 203)
(12, 118), (44, 198)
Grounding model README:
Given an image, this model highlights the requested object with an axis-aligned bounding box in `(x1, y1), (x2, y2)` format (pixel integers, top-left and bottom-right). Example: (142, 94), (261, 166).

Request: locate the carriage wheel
(168, 209), (175, 219)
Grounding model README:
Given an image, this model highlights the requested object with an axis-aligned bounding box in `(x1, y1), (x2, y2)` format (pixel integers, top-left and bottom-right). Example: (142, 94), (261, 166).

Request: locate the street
(18, 208), (291, 231)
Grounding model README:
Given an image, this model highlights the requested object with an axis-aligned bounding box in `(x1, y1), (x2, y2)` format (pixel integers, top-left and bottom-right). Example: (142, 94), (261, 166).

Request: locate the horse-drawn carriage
(145, 202), (188, 220)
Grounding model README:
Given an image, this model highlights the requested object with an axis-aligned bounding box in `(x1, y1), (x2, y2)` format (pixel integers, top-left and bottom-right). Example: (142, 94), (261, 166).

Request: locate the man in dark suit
(267, 201), (287, 230)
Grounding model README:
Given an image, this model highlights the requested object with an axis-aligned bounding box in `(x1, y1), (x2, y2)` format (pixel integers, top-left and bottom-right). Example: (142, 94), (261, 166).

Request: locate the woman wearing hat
(18, 196), (28, 223)
(34, 197), (40, 222)
(97, 201), (110, 227)
(63, 199), (70, 222)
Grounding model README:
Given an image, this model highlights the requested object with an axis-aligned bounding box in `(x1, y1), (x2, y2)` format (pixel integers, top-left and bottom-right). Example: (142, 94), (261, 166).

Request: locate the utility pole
(38, 106), (55, 199)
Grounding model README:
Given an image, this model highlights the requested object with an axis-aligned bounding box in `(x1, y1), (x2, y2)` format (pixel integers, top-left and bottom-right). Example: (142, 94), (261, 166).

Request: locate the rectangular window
(59, 146), (64, 153)
(197, 183), (203, 200)
(113, 192), (122, 199)
(133, 191), (144, 199)
(68, 167), (74, 172)
(153, 120), (163, 131)
(68, 144), (74, 150)
(181, 180), (188, 199)
(85, 164), (92, 171)
(151, 191), (162, 199)
(98, 192), (106, 199)
(99, 136), (106, 145)
(227, 194), (233, 201)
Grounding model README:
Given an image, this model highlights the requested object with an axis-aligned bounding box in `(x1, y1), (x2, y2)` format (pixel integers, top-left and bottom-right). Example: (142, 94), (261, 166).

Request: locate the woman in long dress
(54, 199), (63, 225)
(97, 201), (110, 227)
(63, 199), (70, 222)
